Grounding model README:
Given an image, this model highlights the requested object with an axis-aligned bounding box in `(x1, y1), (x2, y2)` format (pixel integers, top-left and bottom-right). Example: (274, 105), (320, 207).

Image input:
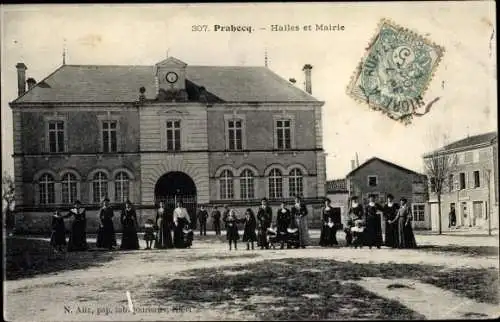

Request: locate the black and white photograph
(1, 2), (498, 320)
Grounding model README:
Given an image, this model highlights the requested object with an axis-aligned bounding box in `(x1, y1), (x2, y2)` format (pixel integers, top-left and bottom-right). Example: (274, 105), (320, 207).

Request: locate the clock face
(166, 72), (178, 83)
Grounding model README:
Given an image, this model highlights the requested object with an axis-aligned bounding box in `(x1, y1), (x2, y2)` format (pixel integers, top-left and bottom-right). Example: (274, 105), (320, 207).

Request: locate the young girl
(143, 219), (156, 250)
(50, 210), (67, 253)
(241, 208), (257, 250)
(351, 219), (365, 249)
(225, 209), (240, 250)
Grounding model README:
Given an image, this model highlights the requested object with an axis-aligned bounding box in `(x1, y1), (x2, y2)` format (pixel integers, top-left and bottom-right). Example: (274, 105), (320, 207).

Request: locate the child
(225, 209), (240, 250)
(351, 219), (365, 249)
(143, 219), (156, 250)
(50, 210), (67, 253)
(241, 208), (257, 250)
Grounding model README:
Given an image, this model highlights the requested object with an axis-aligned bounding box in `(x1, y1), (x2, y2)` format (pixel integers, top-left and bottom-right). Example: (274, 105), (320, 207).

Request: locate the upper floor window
(473, 170), (480, 188)
(219, 170), (234, 200)
(269, 169), (283, 199)
(39, 173), (55, 205)
(459, 172), (466, 190)
(289, 168), (303, 198)
(464, 151), (473, 163)
(102, 121), (118, 153)
(48, 121), (65, 153)
(61, 173), (77, 204)
(227, 120), (243, 151)
(115, 172), (130, 203)
(240, 169), (255, 200)
(166, 120), (181, 151)
(92, 171), (108, 203)
(368, 175), (378, 187)
(276, 120), (291, 150)
(448, 174), (454, 192)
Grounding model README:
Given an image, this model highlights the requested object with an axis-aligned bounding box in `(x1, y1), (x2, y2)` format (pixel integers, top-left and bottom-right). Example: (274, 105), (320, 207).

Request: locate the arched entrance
(155, 171), (197, 222)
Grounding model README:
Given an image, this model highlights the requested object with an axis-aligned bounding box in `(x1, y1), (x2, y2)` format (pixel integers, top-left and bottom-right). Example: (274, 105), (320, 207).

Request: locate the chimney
(16, 63), (28, 97)
(302, 64), (313, 94)
(26, 78), (36, 91)
(350, 160), (356, 170)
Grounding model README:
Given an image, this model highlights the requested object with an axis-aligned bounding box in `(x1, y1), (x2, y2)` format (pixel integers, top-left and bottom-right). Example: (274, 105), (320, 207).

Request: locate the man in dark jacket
(257, 198), (273, 249)
(211, 206), (222, 235)
(197, 205), (209, 236)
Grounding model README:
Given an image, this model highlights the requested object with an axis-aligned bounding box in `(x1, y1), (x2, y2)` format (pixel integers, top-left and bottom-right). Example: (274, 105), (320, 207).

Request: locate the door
(472, 201), (483, 227)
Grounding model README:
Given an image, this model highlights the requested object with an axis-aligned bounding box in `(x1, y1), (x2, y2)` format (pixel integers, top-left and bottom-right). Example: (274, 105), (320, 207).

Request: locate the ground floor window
(412, 204), (425, 221)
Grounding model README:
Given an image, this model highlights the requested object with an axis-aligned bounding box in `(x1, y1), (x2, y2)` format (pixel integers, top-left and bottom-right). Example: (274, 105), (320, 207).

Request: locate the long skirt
(364, 216), (383, 247)
(296, 216), (309, 247)
(397, 219), (417, 249)
(96, 220), (117, 249)
(173, 224), (191, 248)
(384, 221), (398, 248)
(67, 220), (88, 252)
(319, 225), (337, 246)
(121, 223), (139, 250)
(154, 219), (173, 249)
(50, 229), (66, 247)
(242, 227), (257, 242)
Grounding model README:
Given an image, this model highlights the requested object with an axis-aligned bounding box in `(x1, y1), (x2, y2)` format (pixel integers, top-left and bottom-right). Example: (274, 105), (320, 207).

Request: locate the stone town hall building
(10, 57), (326, 229)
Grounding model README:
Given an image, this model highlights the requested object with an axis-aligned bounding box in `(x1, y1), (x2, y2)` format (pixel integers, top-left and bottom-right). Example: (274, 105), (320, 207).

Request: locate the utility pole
(485, 169), (492, 236)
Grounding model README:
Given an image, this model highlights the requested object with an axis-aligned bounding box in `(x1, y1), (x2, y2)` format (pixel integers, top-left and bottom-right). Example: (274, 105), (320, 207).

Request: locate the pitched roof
(12, 63), (320, 104)
(345, 157), (424, 178)
(326, 179), (348, 193)
(441, 131), (497, 151)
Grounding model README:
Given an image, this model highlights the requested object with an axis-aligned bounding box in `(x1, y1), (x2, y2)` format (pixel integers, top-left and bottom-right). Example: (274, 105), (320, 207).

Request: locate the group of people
(220, 196), (310, 251)
(344, 194), (417, 249)
(49, 198), (194, 253)
(49, 193), (417, 254)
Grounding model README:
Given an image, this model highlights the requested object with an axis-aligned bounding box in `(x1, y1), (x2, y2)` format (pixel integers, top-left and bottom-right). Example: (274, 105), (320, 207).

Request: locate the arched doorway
(155, 172), (197, 223)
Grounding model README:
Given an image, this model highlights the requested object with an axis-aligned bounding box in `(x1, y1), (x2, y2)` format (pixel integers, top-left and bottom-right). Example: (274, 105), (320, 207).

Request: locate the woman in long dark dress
(50, 210), (67, 252)
(382, 194), (399, 248)
(96, 198), (117, 250)
(66, 200), (89, 252)
(390, 198), (417, 248)
(364, 194), (383, 249)
(291, 196), (309, 249)
(319, 198), (338, 247)
(173, 200), (192, 248)
(120, 200), (140, 250)
(154, 201), (173, 249)
(345, 196), (364, 247)
(276, 201), (291, 249)
(242, 208), (257, 250)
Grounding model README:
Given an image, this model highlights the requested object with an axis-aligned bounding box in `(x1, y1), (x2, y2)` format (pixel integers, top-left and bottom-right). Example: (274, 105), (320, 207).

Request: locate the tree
(2, 171), (15, 230)
(423, 151), (458, 235)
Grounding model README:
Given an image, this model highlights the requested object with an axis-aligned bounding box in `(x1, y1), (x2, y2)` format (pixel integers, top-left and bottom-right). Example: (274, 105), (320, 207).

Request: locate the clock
(166, 72), (178, 83)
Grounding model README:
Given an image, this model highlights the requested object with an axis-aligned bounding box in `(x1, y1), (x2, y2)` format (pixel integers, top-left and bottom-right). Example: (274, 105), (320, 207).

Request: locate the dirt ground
(4, 232), (499, 321)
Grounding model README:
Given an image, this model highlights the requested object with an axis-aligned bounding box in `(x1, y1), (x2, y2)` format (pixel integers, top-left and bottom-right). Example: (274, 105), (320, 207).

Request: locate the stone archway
(154, 171), (197, 222)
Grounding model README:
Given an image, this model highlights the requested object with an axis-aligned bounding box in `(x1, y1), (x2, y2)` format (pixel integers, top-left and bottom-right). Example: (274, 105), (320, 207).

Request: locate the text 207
(192, 25), (209, 32)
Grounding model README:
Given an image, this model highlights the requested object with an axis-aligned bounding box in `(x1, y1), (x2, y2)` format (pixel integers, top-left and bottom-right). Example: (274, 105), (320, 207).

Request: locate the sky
(1, 2), (497, 180)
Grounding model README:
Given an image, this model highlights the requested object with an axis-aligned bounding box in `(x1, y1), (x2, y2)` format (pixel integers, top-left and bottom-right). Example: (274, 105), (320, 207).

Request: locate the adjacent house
(345, 157), (430, 229)
(423, 131), (498, 232)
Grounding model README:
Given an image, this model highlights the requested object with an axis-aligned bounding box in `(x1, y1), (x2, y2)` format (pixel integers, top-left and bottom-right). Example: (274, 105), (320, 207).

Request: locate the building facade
(10, 57), (327, 232)
(424, 132), (498, 232)
(345, 157), (430, 230)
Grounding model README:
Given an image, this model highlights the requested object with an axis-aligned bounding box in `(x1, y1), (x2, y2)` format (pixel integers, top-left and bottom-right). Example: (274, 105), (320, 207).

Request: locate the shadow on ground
(150, 258), (498, 320)
(417, 245), (498, 257)
(5, 237), (117, 280)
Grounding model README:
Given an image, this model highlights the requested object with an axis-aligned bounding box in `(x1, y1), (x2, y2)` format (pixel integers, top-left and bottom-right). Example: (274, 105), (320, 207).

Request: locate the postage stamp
(347, 19), (445, 124)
